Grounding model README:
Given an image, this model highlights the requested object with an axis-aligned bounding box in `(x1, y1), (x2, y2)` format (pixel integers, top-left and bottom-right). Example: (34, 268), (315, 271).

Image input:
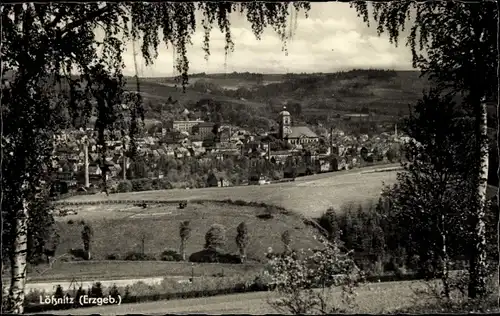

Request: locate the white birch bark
(469, 98), (489, 299)
(8, 197), (29, 314)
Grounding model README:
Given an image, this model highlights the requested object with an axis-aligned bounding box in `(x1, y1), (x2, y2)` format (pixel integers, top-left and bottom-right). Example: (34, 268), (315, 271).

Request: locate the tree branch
(59, 4), (115, 37)
(46, 5), (67, 29)
(33, 4), (50, 35)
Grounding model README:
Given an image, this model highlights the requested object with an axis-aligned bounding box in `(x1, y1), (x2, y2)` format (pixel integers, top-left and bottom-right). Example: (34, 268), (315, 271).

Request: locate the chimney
(330, 126), (334, 156)
(122, 150), (127, 181)
(84, 141), (89, 188)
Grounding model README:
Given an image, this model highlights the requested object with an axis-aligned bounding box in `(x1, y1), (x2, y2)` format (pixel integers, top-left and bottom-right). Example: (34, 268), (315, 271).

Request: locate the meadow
(53, 200), (321, 262)
(24, 260), (264, 283)
(63, 166), (399, 218)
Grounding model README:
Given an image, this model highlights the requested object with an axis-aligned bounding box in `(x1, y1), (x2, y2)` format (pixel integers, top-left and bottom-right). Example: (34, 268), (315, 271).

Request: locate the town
(51, 102), (405, 197)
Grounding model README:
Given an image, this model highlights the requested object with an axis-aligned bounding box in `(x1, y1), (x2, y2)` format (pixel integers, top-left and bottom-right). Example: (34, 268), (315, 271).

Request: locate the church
(278, 106), (319, 145)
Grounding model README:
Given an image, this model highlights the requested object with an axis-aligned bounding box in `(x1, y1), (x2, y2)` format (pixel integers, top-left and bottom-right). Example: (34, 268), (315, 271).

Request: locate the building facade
(172, 119), (204, 134)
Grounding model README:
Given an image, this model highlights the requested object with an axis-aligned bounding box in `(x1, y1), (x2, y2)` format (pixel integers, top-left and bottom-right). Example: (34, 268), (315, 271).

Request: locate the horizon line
(123, 69), (419, 78)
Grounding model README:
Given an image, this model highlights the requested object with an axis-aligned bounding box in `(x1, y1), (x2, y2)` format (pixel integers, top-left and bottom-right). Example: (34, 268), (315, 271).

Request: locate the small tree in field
(266, 235), (363, 314)
(81, 223), (93, 260)
(53, 285), (64, 300)
(179, 220), (192, 261)
(281, 230), (292, 254)
(236, 222), (250, 263)
(205, 224), (227, 251)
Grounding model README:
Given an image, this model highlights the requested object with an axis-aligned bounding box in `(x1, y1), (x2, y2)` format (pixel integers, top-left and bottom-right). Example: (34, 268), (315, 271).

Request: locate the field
(41, 279), (448, 315)
(36, 167), (397, 281)
(53, 201), (322, 263)
(24, 260), (264, 283)
(64, 166), (399, 218)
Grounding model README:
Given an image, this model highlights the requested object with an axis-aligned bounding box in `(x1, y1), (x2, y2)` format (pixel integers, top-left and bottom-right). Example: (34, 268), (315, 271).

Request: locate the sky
(119, 2), (414, 77)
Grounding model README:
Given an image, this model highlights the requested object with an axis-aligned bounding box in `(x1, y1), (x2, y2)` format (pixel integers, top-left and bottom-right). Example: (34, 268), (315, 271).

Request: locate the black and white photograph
(1, 1), (499, 314)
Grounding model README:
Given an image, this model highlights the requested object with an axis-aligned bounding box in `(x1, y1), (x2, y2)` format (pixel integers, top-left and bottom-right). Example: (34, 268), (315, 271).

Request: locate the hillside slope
(135, 70), (430, 118)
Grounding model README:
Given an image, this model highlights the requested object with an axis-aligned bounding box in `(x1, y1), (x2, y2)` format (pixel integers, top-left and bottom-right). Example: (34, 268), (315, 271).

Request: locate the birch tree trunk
(7, 198), (29, 314)
(468, 98), (489, 299)
(441, 215), (451, 300)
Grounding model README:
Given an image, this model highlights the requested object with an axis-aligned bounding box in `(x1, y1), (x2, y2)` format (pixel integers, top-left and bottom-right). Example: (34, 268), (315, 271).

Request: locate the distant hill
(133, 70), (431, 118)
(5, 69), (495, 133)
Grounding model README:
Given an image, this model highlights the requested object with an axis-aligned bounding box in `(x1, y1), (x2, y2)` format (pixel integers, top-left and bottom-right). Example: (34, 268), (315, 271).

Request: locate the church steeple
(278, 106), (291, 139)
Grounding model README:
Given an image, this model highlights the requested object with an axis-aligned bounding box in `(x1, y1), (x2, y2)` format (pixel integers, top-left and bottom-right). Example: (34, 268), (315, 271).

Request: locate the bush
(160, 249), (183, 262)
(317, 207), (340, 241)
(249, 275), (272, 291)
(54, 285), (64, 299)
(189, 249), (241, 263)
(67, 219), (74, 225)
(266, 234), (363, 314)
(256, 213), (273, 220)
(256, 206), (278, 220)
(131, 179), (153, 192)
(89, 282), (103, 298)
(108, 284), (120, 301)
(74, 286), (86, 306)
(204, 224), (227, 250)
(106, 253), (120, 260)
(158, 178), (173, 190)
(117, 180), (133, 193)
(69, 248), (87, 260)
(124, 252), (157, 261)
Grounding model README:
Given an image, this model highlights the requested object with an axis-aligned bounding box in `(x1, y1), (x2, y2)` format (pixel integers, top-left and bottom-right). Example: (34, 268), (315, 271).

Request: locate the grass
(22, 261), (264, 282)
(52, 201), (321, 263)
(29, 279), (464, 315)
(63, 165), (399, 218)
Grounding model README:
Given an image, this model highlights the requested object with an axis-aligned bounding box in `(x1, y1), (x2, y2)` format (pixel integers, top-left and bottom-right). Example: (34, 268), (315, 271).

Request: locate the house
(156, 148), (166, 157)
(107, 164), (121, 178)
(151, 149), (161, 159)
(163, 130), (187, 144)
(219, 127), (232, 143)
(165, 147), (175, 157)
(207, 172), (231, 187)
(190, 146), (206, 157)
(270, 151), (290, 164)
(175, 147), (190, 158)
(248, 173), (268, 185)
(194, 122), (216, 139)
(172, 119), (204, 134)
(90, 153), (99, 163)
(88, 164), (102, 176)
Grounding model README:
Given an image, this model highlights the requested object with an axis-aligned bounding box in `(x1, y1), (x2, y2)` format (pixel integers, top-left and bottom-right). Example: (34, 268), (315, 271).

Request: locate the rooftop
(288, 126), (318, 139)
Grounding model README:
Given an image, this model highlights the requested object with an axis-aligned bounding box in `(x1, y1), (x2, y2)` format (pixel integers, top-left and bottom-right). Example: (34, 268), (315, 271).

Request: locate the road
(36, 279), (431, 315)
(63, 164), (401, 218)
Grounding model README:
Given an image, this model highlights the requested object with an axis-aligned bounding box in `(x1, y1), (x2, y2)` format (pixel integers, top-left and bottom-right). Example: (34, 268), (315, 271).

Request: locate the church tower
(279, 106), (292, 140)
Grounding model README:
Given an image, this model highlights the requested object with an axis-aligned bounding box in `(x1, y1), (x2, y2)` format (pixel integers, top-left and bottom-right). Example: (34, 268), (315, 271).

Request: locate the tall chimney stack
(330, 126), (334, 156)
(84, 141), (89, 188)
(123, 150), (127, 181)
